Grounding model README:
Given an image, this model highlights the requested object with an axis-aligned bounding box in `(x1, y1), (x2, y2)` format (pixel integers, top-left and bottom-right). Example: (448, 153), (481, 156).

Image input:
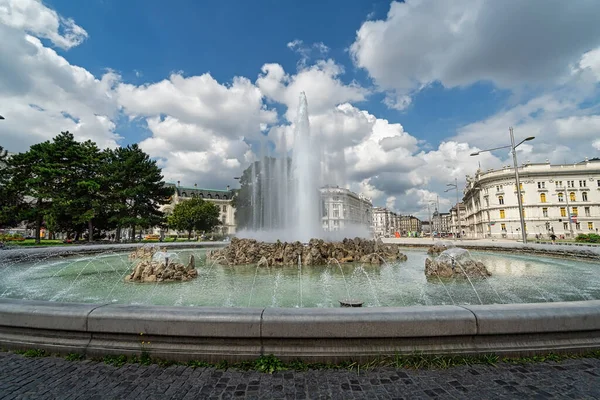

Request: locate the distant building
(320, 186), (373, 233)
(431, 209), (450, 234)
(449, 203), (468, 237)
(159, 182), (236, 235)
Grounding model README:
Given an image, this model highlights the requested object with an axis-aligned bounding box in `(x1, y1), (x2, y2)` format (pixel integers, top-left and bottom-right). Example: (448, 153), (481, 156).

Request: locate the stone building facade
(320, 186), (373, 233)
(462, 159), (600, 239)
(159, 182), (237, 235)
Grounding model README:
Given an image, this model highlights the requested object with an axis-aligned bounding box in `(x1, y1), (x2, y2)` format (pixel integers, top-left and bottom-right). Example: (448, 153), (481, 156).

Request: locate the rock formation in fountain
(425, 248), (491, 278)
(125, 245), (198, 283)
(206, 237), (407, 266)
(427, 244), (449, 256)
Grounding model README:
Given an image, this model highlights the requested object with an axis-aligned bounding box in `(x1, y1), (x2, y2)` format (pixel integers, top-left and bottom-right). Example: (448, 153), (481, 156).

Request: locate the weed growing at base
(6, 348), (600, 373)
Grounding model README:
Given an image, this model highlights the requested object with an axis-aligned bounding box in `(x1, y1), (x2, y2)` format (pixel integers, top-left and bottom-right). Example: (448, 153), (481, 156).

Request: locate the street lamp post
(445, 177), (462, 240)
(470, 127), (534, 244)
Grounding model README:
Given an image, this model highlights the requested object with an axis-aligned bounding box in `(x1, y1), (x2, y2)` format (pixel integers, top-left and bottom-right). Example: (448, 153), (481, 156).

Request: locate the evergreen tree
(0, 146), (25, 228)
(168, 197), (221, 239)
(10, 139), (58, 243)
(103, 145), (173, 241)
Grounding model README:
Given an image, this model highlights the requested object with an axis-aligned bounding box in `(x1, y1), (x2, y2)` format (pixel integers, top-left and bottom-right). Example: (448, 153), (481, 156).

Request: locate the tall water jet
(237, 92), (325, 242)
(291, 92), (322, 242)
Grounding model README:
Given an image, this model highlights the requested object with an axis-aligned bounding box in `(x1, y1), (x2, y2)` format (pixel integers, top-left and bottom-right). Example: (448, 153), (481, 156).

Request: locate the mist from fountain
(238, 92), (371, 243)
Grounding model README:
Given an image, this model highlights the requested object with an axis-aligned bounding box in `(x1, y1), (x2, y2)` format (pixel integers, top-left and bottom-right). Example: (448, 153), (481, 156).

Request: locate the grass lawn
(2, 239), (67, 247)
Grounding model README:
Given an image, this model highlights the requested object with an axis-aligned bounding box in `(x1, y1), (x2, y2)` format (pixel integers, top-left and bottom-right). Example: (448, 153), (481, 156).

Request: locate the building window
(542, 208), (548, 217)
(582, 192), (588, 201)
(563, 222), (569, 230)
(521, 195), (524, 204)
(555, 181), (563, 187)
(572, 207), (578, 217)
(222, 205), (227, 212)
(560, 207), (566, 217)
(540, 193), (546, 203)
(498, 196), (504, 205)
(598, 179), (600, 187)
(567, 180), (575, 188)
(485, 198), (489, 207)
(558, 193), (564, 202)
(501, 223), (506, 231)
(585, 207), (591, 217)
(515, 183), (523, 191)
(221, 216), (226, 224)
(579, 180), (586, 188)
(537, 182), (545, 189)
(522, 208), (526, 218)
(499, 209), (505, 219)
(333, 210), (339, 218)
(589, 222), (594, 230)
(576, 222), (581, 230)
(569, 192), (576, 202)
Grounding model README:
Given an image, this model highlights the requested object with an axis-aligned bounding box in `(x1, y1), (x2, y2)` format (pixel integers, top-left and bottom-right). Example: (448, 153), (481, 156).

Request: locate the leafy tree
(0, 146), (25, 228)
(103, 144), (173, 241)
(168, 197), (220, 239)
(47, 133), (105, 241)
(10, 139), (59, 243)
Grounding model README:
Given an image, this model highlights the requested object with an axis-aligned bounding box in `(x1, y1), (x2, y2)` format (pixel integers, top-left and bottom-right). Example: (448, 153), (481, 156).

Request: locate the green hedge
(575, 233), (600, 243)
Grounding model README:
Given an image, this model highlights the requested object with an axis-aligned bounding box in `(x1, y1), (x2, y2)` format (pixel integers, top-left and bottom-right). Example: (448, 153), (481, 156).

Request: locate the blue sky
(42, 0), (508, 146)
(1, 0), (600, 215)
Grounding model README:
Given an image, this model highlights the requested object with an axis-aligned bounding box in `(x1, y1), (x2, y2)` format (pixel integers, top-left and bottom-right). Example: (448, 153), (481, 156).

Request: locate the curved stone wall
(1, 298), (599, 362)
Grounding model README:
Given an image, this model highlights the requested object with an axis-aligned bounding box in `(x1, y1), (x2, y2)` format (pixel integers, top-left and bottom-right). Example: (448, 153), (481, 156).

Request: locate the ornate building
(160, 182), (237, 235)
(320, 186), (373, 233)
(462, 159), (600, 239)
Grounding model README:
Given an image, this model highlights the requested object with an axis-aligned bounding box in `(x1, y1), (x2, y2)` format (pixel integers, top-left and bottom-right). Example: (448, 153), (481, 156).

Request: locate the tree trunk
(188, 230), (192, 240)
(88, 220), (93, 243)
(74, 231), (80, 241)
(132, 225), (136, 242)
(116, 226), (121, 242)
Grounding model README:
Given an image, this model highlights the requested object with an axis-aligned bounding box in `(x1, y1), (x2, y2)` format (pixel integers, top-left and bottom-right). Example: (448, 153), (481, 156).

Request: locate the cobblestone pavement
(0, 353), (599, 399)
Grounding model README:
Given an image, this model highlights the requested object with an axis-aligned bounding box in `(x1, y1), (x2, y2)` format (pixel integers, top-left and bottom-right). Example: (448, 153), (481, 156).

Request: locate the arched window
(498, 196), (504, 205)
(570, 192), (576, 202)
(199, 193), (204, 198)
(223, 195), (228, 200)
(558, 193), (564, 202)
(499, 209), (505, 219)
(207, 194), (212, 199)
(540, 193), (546, 203)
(582, 192), (588, 201)
(215, 194), (220, 199)
(182, 192), (187, 197)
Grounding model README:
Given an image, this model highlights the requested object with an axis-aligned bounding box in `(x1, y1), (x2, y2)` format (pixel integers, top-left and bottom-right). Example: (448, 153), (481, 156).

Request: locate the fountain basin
(0, 298), (599, 362)
(1, 242), (600, 361)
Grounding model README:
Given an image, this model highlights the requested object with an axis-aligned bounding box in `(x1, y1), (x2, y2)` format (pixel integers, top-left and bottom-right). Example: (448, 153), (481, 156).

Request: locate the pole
(563, 190), (574, 237)
(510, 127), (527, 244)
(428, 203), (433, 241)
(455, 177), (462, 240)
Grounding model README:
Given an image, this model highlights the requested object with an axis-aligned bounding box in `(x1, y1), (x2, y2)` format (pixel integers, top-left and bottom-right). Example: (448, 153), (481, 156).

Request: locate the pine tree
(103, 145), (173, 241)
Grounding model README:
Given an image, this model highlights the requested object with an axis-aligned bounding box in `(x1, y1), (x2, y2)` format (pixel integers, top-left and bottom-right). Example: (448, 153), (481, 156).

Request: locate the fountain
(238, 92), (369, 242)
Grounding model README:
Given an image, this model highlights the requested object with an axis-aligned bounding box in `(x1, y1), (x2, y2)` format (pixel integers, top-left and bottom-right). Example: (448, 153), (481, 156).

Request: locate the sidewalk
(1, 352), (598, 399)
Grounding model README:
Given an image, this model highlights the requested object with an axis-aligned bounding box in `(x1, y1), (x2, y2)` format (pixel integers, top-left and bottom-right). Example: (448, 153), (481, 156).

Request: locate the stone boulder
(125, 249), (198, 283)
(427, 244), (448, 256)
(425, 248), (491, 278)
(206, 237), (407, 266)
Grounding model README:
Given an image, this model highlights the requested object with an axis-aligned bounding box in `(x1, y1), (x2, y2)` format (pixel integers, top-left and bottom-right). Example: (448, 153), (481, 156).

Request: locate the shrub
(576, 234), (600, 243)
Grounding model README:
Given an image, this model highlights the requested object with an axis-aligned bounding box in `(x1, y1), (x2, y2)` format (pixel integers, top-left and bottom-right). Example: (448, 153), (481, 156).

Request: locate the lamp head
(470, 152), (479, 156)
(525, 136), (535, 141)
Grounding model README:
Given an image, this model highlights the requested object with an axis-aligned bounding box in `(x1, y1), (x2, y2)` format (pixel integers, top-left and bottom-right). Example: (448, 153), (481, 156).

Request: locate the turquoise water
(0, 248), (599, 307)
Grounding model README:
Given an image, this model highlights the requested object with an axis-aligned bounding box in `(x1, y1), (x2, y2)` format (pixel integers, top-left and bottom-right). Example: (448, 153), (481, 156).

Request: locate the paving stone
(0, 352), (599, 399)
